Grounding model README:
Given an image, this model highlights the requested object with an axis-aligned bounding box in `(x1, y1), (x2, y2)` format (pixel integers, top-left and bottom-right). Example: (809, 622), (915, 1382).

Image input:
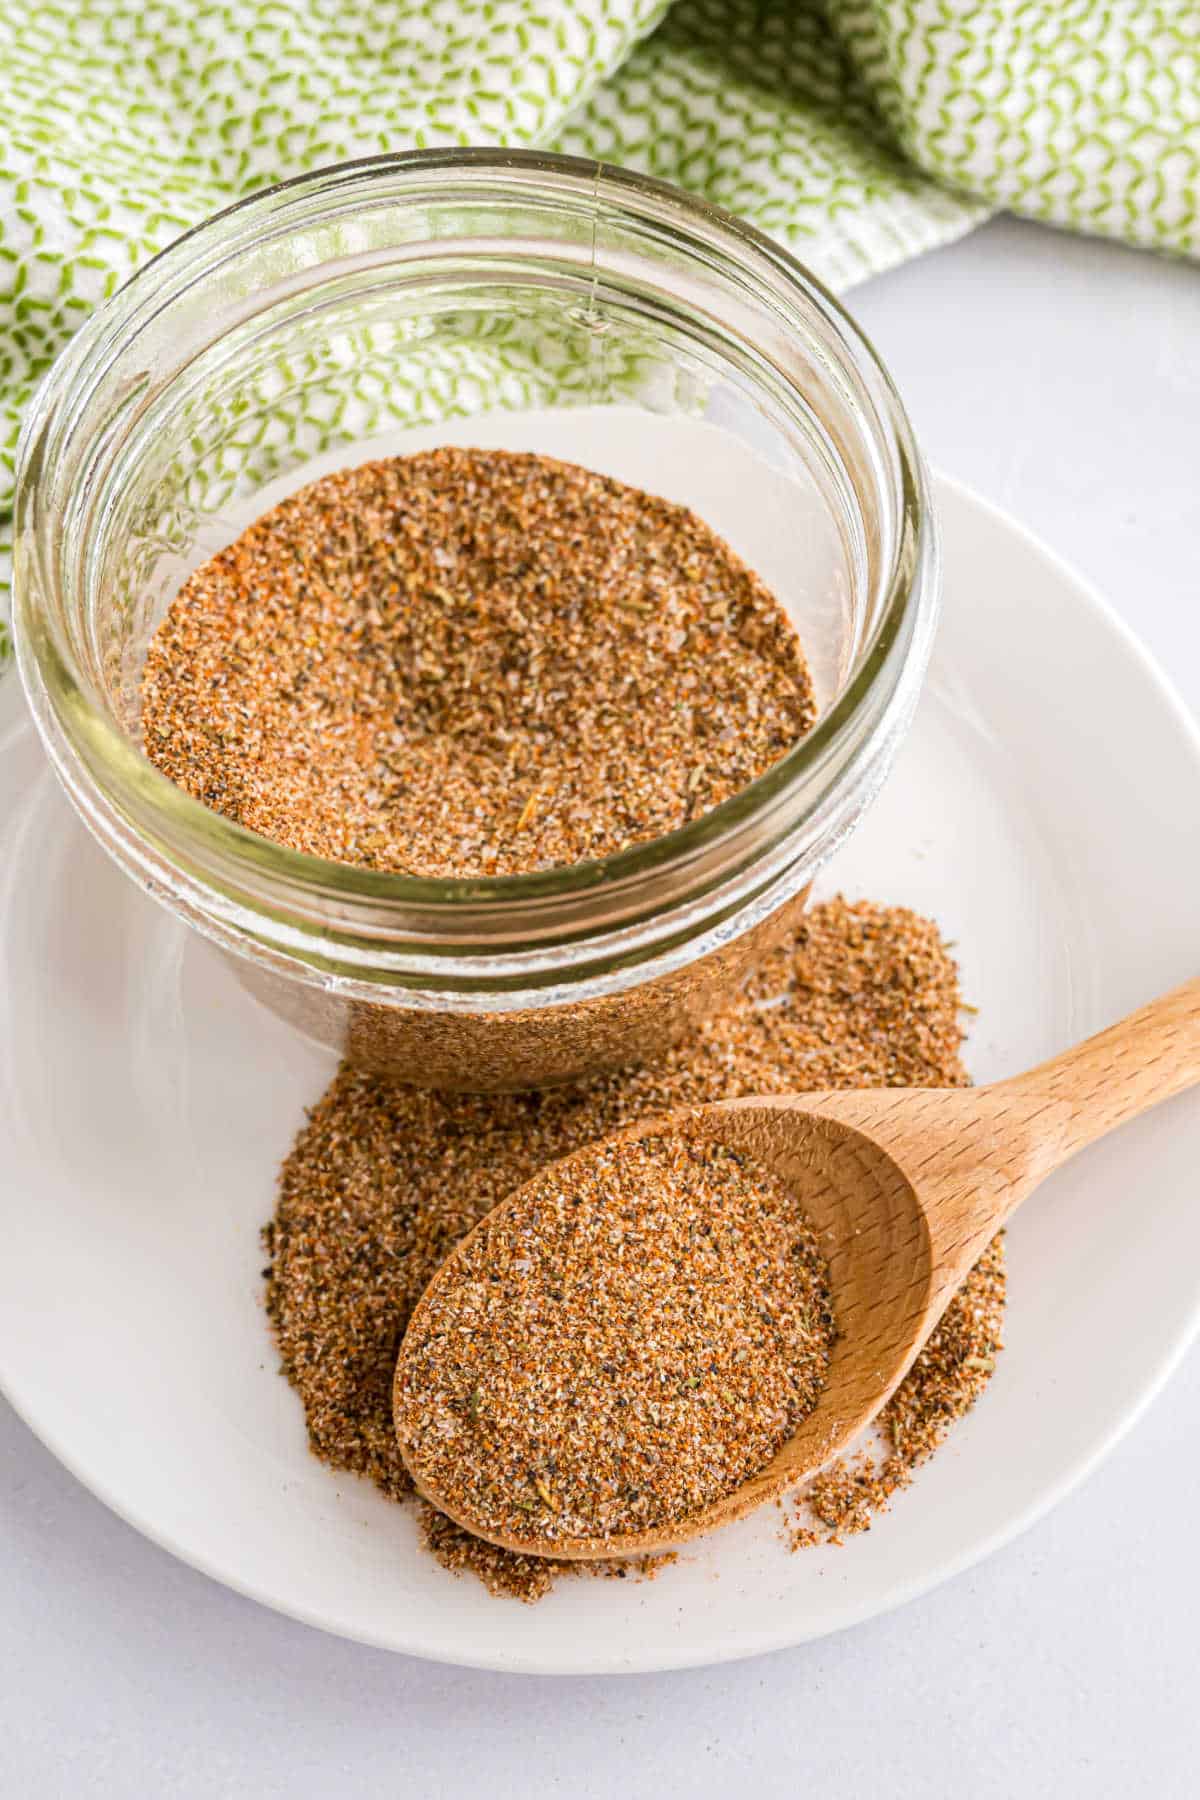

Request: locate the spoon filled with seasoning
(394, 978), (1199, 1559)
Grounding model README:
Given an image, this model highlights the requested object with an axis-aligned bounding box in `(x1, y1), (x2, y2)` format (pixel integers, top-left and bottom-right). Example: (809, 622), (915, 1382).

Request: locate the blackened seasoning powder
(142, 448), (816, 878)
(264, 898), (1004, 1600)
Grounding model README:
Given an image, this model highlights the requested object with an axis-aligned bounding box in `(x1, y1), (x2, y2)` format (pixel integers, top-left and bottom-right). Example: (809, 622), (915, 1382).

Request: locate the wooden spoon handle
(1001, 976), (1200, 1167)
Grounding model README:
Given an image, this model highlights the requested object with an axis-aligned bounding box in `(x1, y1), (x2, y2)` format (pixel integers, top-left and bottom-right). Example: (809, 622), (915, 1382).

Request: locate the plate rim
(2, 470), (1199, 1676)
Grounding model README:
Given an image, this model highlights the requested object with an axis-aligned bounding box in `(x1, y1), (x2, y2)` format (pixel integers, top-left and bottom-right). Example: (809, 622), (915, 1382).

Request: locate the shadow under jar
(14, 150), (939, 1092)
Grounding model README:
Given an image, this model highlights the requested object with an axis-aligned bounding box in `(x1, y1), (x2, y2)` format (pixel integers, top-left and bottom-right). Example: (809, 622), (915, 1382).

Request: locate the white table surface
(3, 215), (1198, 1799)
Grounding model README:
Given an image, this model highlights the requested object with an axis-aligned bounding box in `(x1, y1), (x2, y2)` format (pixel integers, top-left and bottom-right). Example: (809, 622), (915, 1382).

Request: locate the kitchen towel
(3, 0), (1196, 666)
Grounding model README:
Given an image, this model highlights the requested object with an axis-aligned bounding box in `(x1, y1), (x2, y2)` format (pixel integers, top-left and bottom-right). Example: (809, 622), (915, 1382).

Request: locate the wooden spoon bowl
(395, 978), (1199, 1560)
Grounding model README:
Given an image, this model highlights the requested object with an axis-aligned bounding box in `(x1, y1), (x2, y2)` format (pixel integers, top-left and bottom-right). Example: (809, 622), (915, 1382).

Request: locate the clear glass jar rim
(16, 146), (929, 917)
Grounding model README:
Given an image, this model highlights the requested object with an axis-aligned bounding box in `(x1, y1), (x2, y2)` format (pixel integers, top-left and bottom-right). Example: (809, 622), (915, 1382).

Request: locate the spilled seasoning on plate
(264, 896), (1004, 1601)
(416, 1501), (677, 1604)
(782, 1234), (1007, 1547)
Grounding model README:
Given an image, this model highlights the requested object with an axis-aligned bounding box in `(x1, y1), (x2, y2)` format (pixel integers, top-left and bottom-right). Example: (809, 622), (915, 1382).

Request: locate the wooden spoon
(395, 978), (1200, 1560)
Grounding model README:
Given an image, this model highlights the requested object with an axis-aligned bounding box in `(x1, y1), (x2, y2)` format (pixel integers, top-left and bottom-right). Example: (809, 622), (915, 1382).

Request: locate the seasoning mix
(144, 445), (1003, 1599)
(784, 1233), (1006, 1548)
(142, 448), (815, 878)
(265, 897), (1004, 1600)
(395, 1131), (835, 1549)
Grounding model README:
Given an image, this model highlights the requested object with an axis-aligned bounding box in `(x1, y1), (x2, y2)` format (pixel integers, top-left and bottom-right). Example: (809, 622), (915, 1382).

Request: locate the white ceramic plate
(2, 476), (1198, 1675)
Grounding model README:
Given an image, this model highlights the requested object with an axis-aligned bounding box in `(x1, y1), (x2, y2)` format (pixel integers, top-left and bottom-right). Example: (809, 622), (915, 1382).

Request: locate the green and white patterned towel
(4, 0), (1197, 670)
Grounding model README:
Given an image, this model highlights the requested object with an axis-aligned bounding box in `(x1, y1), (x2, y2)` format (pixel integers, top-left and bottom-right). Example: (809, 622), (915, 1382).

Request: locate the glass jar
(14, 150), (938, 1091)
